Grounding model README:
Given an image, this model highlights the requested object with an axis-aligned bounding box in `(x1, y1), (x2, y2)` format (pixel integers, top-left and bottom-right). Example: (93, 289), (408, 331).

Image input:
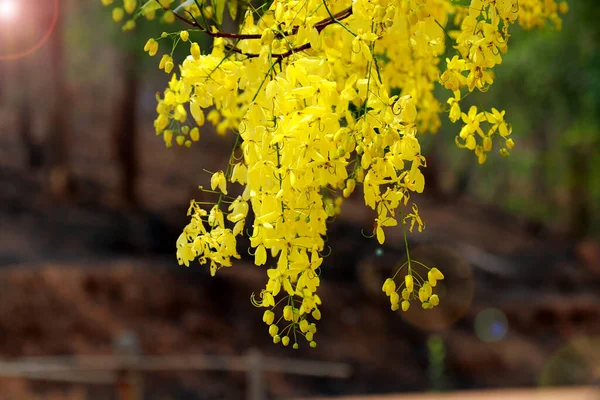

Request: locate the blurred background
(0, 0), (599, 398)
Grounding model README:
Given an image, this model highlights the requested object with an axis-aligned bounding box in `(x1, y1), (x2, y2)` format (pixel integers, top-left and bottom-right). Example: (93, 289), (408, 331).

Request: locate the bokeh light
(0, 0), (59, 61)
(540, 337), (600, 387)
(399, 245), (475, 331)
(474, 308), (509, 343)
(0, 0), (18, 21)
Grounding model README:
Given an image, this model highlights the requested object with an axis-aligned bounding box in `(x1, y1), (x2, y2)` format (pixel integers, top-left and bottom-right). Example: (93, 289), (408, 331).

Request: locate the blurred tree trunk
(46, 0), (73, 199)
(16, 58), (44, 170)
(534, 120), (550, 202)
(422, 137), (444, 200)
(567, 145), (591, 239)
(112, 53), (140, 208)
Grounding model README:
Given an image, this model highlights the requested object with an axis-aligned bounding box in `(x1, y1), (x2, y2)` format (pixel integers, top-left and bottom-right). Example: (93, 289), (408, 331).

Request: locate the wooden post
(113, 331), (143, 400)
(246, 349), (264, 400)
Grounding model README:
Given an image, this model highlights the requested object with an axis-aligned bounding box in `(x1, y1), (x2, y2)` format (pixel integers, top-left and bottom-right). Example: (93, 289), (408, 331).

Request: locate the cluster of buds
(382, 266), (444, 312)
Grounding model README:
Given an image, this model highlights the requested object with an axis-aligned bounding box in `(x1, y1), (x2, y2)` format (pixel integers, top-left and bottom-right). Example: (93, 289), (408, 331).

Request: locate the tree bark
(567, 145), (591, 239)
(46, 0), (73, 199)
(112, 53), (140, 208)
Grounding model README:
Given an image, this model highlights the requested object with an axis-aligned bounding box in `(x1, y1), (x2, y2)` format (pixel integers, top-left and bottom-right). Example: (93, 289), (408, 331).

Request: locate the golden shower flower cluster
(103, 0), (567, 348)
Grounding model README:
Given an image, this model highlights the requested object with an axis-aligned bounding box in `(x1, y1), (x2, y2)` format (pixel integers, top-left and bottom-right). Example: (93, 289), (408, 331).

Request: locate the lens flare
(474, 308), (509, 342)
(0, 0), (18, 20)
(0, 0), (59, 61)
(399, 245), (475, 331)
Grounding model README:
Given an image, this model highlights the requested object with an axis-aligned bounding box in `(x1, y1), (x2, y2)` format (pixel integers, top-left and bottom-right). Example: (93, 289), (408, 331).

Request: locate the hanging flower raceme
(102, 0), (568, 348)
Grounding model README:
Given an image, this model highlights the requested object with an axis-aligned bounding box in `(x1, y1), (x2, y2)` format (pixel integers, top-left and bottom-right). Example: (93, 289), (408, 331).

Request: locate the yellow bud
(283, 305), (293, 321)
(430, 294), (439, 306)
(390, 291), (399, 305)
(159, 54), (170, 70)
(559, 1), (568, 13)
(176, 135), (185, 146)
(346, 179), (356, 194)
(273, 335), (281, 344)
(293, 343), (299, 350)
(401, 300), (410, 312)
(299, 319), (309, 333)
(163, 10), (175, 23)
(101, 0), (113, 5)
(112, 7), (125, 22)
(282, 336), (290, 346)
(164, 61), (174, 74)
(478, 152), (487, 164)
(449, 102), (461, 123)
(466, 135), (476, 150)
(191, 42), (201, 60)
(311, 309), (321, 320)
(163, 130), (173, 148)
(122, 20), (135, 31)
(185, 140), (192, 148)
(124, 0), (136, 14)
(180, 30), (189, 42)
(423, 282), (432, 299)
(382, 278), (396, 296)
(419, 287), (429, 302)
(144, 38), (155, 52)
(483, 136), (492, 152)
(190, 128), (200, 142)
(269, 324), (279, 337)
(263, 310), (275, 325)
(391, 302), (399, 311)
(161, 32), (168, 38)
(428, 270), (437, 287)
(405, 274), (414, 293)
(431, 268), (444, 281)
(401, 288), (410, 300)
(305, 332), (314, 341)
(309, 341), (317, 348)
(506, 138), (514, 150)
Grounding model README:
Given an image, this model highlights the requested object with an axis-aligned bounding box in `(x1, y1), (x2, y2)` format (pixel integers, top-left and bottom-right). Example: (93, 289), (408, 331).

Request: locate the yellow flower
(210, 171), (227, 195)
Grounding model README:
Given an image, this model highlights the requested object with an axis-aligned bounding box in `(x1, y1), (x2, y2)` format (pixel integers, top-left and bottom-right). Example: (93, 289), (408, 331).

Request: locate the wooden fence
(0, 332), (352, 400)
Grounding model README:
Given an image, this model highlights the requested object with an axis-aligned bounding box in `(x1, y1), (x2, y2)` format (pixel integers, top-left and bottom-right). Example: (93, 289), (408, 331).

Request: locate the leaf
(228, 0), (238, 21)
(137, 0), (162, 17)
(212, 0), (226, 25)
(173, 0), (196, 13)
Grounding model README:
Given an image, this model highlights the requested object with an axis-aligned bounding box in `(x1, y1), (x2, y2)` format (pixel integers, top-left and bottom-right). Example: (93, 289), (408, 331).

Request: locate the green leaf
(212, 0), (226, 25)
(228, 0), (238, 21)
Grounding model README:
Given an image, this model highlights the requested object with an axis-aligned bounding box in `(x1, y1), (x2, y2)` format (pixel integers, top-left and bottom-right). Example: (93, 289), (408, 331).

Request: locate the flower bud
(263, 310), (275, 325)
(283, 305), (293, 321)
(401, 300), (410, 312)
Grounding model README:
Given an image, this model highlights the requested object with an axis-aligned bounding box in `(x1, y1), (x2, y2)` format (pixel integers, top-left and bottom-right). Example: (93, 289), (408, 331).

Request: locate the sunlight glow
(0, 0), (18, 21)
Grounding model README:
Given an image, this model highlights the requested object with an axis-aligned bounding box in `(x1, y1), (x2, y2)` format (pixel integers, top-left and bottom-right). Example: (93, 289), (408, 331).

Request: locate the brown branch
(225, 42), (312, 59)
(157, 0), (353, 41)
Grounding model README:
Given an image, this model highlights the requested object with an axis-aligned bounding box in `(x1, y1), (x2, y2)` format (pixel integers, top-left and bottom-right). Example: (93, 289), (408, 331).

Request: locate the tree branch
(156, 0), (353, 42)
